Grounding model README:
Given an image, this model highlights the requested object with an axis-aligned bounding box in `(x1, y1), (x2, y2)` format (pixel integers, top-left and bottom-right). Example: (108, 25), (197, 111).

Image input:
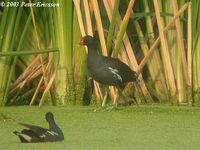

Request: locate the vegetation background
(0, 0), (199, 107)
(0, 1), (200, 149)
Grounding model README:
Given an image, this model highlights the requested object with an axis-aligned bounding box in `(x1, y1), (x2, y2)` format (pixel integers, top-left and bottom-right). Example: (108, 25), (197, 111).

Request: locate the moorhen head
(80, 35), (137, 88)
(13, 112), (64, 143)
(45, 112), (54, 124)
(80, 35), (95, 46)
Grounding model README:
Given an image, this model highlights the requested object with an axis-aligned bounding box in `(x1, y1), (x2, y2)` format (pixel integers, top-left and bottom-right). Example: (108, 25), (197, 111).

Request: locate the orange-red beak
(79, 38), (85, 45)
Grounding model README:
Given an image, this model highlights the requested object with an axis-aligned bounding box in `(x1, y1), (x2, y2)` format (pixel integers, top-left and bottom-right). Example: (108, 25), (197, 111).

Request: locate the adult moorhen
(80, 35), (137, 105)
(13, 112), (64, 143)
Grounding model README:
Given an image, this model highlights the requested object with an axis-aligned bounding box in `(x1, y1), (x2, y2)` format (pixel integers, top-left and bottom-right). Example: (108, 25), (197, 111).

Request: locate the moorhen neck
(80, 35), (137, 88)
(13, 112), (64, 143)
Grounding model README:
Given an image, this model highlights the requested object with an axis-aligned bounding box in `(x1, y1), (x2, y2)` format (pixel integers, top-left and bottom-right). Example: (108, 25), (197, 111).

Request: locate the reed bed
(0, 0), (199, 107)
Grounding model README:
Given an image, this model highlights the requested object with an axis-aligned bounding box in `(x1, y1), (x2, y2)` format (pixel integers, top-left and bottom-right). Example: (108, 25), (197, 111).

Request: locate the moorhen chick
(80, 35), (137, 105)
(13, 112), (64, 143)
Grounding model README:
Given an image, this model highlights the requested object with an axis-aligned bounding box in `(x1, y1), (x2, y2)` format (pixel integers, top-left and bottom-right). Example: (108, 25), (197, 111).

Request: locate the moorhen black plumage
(13, 112), (64, 143)
(80, 35), (137, 104)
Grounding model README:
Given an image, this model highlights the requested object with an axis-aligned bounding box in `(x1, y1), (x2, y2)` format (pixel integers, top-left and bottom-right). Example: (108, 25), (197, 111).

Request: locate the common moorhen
(13, 112), (64, 143)
(80, 35), (137, 105)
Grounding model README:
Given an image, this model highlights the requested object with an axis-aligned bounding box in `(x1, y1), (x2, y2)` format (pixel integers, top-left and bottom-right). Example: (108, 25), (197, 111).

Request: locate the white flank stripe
(40, 134), (46, 138)
(108, 67), (122, 82)
(39, 131), (58, 138)
(47, 131), (59, 136)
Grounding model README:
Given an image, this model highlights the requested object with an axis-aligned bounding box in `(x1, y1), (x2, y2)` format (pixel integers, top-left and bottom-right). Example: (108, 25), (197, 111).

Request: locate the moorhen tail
(80, 35), (137, 105)
(13, 112), (64, 143)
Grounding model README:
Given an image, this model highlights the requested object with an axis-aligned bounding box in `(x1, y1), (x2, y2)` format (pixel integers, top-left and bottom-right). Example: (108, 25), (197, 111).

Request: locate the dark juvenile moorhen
(80, 35), (137, 104)
(13, 112), (64, 143)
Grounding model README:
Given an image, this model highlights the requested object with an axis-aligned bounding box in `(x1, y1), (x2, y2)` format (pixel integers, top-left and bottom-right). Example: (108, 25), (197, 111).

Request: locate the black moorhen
(13, 112), (64, 143)
(80, 35), (137, 105)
